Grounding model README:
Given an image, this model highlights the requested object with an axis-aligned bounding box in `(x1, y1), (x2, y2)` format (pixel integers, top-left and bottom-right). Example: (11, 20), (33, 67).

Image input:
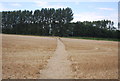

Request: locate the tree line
(72, 21), (119, 38)
(2, 7), (119, 38)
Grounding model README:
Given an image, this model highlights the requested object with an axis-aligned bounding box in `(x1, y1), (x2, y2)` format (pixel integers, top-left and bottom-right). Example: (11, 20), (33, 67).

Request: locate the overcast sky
(0, 1), (118, 27)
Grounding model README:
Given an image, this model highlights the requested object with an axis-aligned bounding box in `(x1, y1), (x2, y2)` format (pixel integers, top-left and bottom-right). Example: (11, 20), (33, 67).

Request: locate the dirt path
(39, 38), (73, 79)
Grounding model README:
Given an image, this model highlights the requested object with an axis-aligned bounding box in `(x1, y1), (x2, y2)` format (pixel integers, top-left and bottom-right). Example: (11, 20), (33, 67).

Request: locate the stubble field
(2, 34), (118, 79)
(61, 38), (118, 79)
(2, 34), (57, 79)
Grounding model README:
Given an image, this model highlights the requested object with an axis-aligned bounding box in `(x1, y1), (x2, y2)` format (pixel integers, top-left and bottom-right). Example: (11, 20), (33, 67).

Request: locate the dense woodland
(2, 8), (119, 38)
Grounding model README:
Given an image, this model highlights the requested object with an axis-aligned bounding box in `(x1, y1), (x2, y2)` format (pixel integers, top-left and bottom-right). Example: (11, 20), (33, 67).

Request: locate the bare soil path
(39, 38), (73, 79)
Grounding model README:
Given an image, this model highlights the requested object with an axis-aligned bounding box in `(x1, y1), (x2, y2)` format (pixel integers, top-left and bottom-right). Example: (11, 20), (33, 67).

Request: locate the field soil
(39, 38), (74, 79)
(2, 34), (118, 79)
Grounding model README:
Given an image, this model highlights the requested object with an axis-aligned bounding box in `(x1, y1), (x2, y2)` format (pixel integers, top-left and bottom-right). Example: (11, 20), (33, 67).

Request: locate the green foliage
(2, 8), (119, 39)
(2, 7), (73, 36)
(72, 21), (119, 39)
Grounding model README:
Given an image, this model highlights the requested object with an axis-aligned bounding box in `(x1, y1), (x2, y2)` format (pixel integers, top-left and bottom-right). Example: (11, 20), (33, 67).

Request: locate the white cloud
(0, 3), (11, 11)
(35, 1), (48, 7)
(98, 8), (114, 11)
(0, 0), (119, 2)
(0, 3), (5, 11)
(73, 12), (105, 22)
(0, 3), (21, 11)
(34, 1), (67, 8)
(10, 3), (21, 7)
(72, 12), (118, 27)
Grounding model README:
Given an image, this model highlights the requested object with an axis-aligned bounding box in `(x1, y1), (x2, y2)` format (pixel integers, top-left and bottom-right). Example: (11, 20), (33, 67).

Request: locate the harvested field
(61, 38), (118, 79)
(2, 34), (118, 79)
(2, 34), (57, 79)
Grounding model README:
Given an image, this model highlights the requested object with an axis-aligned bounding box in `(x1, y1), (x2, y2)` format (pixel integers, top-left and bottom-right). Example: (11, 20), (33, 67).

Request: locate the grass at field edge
(2, 33), (119, 42)
(63, 37), (120, 42)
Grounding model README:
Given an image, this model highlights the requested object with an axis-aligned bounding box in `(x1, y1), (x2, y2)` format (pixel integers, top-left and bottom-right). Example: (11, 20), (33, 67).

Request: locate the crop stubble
(2, 34), (118, 79)
(61, 38), (118, 79)
(2, 34), (57, 79)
